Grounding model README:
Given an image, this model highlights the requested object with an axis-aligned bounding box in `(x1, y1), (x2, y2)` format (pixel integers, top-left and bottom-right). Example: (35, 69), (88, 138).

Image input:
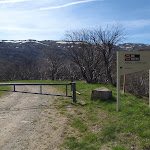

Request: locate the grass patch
(65, 133), (101, 150)
(101, 123), (116, 143)
(62, 81), (150, 149)
(112, 146), (128, 150)
(0, 85), (11, 97)
(71, 118), (88, 132)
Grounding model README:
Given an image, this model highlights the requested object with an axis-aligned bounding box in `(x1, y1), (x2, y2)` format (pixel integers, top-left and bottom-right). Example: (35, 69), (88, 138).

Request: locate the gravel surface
(0, 85), (68, 150)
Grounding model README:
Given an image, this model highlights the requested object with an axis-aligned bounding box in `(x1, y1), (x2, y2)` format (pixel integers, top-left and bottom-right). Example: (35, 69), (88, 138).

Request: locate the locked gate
(0, 82), (76, 103)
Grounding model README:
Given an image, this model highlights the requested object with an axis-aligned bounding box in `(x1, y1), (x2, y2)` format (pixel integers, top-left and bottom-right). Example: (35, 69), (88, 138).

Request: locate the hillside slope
(0, 40), (149, 63)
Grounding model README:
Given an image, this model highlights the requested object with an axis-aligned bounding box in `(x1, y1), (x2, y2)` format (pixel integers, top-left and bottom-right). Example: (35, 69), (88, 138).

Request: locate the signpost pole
(117, 52), (120, 111)
(149, 70), (150, 108)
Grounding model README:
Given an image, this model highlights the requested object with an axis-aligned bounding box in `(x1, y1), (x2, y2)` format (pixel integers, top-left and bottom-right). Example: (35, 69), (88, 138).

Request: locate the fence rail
(0, 82), (76, 102)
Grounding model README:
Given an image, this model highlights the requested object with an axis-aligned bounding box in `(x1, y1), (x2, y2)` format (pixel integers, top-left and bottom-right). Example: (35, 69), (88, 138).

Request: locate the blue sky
(0, 0), (150, 44)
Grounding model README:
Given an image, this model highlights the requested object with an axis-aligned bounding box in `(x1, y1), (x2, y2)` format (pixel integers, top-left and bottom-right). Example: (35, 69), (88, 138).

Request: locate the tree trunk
(105, 63), (113, 85)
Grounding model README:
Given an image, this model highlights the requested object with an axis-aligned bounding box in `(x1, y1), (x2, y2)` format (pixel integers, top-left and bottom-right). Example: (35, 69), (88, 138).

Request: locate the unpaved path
(0, 85), (68, 150)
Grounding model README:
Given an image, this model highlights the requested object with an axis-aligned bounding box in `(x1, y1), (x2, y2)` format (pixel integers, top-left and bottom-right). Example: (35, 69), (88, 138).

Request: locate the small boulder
(91, 87), (112, 100)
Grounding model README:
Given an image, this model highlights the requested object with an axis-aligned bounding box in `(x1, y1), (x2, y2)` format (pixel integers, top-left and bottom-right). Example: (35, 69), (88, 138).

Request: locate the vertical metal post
(117, 52), (120, 111)
(71, 76), (74, 82)
(72, 82), (76, 103)
(71, 76), (74, 91)
(117, 73), (120, 111)
(14, 85), (16, 92)
(66, 85), (68, 96)
(40, 85), (42, 94)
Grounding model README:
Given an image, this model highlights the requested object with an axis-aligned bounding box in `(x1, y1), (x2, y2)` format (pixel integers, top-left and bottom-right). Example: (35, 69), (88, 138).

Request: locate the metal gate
(0, 82), (76, 102)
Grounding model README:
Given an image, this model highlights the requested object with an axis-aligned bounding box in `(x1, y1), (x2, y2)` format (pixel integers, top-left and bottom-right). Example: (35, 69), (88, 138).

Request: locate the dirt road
(0, 85), (68, 150)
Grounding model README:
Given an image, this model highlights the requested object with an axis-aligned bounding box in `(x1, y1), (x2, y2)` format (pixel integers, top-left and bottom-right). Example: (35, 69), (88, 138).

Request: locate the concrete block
(91, 87), (112, 100)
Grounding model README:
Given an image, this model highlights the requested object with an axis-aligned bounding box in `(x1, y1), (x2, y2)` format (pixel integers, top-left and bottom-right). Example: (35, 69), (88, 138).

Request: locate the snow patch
(56, 41), (73, 44)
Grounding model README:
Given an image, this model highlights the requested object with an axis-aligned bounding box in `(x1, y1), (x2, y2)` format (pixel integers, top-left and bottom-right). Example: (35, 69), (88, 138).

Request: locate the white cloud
(37, 0), (104, 11)
(103, 20), (150, 29)
(0, 26), (40, 31)
(0, 0), (31, 4)
(122, 20), (150, 28)
(129, 33), (150, 38)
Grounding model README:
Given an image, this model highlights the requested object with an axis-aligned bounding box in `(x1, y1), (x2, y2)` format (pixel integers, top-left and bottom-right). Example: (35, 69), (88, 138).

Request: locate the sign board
(118, 51), (150, 75)
(117, 51), (150, 111)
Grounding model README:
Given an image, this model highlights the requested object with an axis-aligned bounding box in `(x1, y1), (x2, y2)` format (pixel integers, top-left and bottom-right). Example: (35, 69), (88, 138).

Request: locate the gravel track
(0, 85), (67, 150)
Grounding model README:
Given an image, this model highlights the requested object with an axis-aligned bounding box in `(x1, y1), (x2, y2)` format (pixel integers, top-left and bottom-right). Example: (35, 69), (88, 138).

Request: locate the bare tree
(42, 46), (63, 80)
(95, 26), (125, 85)
(9, 57), (41, 80)
(64, 25), (125, 84)
(65, 29), (103, 83)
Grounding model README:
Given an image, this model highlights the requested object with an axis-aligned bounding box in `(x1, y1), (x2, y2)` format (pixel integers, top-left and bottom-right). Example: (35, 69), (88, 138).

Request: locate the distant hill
(117, 43), (150, 51)
(0, 40), (149, 63)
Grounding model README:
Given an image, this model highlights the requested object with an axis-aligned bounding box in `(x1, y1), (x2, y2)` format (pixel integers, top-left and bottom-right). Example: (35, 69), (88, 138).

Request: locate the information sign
(117, 51), (150, 111)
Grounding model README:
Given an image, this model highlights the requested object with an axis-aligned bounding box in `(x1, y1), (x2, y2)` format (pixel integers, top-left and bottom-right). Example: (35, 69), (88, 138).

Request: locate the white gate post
(117, 52), (120, 111)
